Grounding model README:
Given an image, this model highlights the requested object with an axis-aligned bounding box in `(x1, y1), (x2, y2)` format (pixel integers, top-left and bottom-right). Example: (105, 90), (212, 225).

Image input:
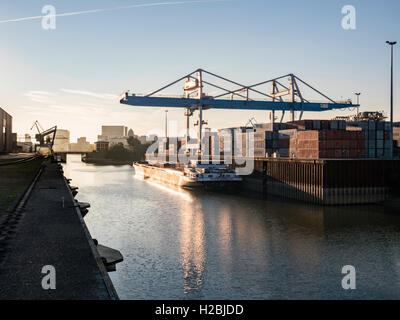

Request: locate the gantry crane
(120, 68), (358, 153)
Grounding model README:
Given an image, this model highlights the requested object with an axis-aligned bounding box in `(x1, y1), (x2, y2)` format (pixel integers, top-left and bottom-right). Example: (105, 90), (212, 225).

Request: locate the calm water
(63, 154), (400, 299)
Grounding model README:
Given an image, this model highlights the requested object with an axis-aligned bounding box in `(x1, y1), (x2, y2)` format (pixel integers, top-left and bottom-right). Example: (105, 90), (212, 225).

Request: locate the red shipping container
(326, 130), (339, 140)
(297, 130), (319, 140)
(342, 131), (350, 139)
(349, 150), (357, 158)
(319, 149), (327, 158)
(279, 139), (290, 148)
(327, 150), (336, 158)
(297, 149), (319, 159)
(319, 140), (327, 149)
(342, 140), (350, 149)
(349, 140), (357, 149)
(332, 140), (342, 149)
(321, 120), (330, 129)
(318, 130), (328, 140)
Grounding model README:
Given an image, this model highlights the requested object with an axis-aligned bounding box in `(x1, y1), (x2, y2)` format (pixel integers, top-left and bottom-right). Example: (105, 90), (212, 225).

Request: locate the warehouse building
(0, 107), (13, 153)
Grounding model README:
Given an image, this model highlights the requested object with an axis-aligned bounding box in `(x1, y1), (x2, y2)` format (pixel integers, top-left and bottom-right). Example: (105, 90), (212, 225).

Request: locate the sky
(0, 0), (399, 143)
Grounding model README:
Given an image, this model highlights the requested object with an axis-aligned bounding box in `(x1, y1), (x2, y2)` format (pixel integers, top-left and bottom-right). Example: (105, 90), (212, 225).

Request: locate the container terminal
(120, 69), (400, 205)
(1, 68), (399, 300)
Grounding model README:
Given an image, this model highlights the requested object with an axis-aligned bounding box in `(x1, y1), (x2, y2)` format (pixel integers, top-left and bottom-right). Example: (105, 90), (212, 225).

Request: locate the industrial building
(53, 129), (70, 153)
(0, 107), (14, 153)
(97, 126), (131, 147)
(69, 137), (94, 153)
(16, 134), (33, 153)
(100, 126), (128, 137)
(95, 141), (109, 152)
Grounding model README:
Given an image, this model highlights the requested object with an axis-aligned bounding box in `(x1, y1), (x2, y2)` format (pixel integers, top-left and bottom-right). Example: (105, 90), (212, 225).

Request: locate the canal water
(63, 154), (400, 299)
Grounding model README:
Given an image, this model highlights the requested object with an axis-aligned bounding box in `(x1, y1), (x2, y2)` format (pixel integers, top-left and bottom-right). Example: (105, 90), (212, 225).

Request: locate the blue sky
(0, 0), (399, 142)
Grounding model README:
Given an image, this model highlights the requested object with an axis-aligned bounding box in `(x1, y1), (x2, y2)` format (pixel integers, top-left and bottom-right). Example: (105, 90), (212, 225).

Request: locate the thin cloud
(24, 90), (56, 103)
(0, 0), (229, 24)
(60, 89), (119, 100)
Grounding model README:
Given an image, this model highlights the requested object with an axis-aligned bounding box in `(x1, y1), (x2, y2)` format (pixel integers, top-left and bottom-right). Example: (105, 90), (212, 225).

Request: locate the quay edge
(0, 158), (120, 300)
(238, 158), (400, 205)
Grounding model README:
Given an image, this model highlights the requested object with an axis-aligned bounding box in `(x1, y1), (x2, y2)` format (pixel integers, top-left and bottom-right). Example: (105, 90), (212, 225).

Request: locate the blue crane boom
(120, 94), (352, 112)
(120, 69), (357, 112)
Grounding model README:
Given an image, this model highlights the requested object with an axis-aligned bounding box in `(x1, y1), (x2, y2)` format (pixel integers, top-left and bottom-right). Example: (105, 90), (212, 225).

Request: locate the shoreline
(82, 157), (133, 166)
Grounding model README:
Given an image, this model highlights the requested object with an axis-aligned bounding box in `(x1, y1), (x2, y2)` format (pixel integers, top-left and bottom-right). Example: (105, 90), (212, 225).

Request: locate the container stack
(394, 127), (400, 157)
(218, 127), (253, 157)
(253, 130), (274, 157)
(287, 119), (346, 131)
(346, 121), (392, 158)
(253, 128), (299, 158)
(254, 122), (290, 131)
(278, 129), (298, 158)
(295, 130), (365, 159)
(218, 120), (394, 160)
(219, 128), (234, 155)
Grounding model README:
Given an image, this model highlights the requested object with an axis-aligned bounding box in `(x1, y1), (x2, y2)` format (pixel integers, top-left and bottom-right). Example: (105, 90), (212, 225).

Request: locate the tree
(127, 136), (141, 149)
(107, 143), (129, 160)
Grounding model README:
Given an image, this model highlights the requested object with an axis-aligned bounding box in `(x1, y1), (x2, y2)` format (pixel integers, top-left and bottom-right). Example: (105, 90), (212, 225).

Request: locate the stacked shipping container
(295, 130), (365, 159)
(287, 119), (346, 131)
(394, 127), (400, 157)
(346, 121), (392, 158)
(219, 127), (254, 157)
(253, 119), (348, 159)
(219, 120), (394, 160)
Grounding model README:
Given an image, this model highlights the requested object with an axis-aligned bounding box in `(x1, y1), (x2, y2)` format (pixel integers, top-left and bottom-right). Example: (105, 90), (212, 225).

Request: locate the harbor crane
(30, 120), (57, 153)
(120, 68), (358, 153)
(30, 120), (44, 134)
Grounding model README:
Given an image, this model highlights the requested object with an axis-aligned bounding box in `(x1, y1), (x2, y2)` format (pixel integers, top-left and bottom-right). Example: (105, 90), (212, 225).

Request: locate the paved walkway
(0, 160), (117, 299)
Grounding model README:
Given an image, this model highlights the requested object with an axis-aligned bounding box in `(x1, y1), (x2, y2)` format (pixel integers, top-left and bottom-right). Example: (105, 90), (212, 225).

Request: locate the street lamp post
(355, 92), (361, 117)
(165, 110), (168, 138)
(386, 41), (397, 144)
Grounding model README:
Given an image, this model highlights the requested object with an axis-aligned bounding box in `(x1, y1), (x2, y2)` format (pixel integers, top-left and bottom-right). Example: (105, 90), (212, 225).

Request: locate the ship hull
(133, 163), (201, 188)
(133, 163), (241, 189)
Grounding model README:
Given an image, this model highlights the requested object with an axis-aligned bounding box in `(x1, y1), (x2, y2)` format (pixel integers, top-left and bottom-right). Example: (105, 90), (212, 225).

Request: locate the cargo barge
(133, 160), (242, 189)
